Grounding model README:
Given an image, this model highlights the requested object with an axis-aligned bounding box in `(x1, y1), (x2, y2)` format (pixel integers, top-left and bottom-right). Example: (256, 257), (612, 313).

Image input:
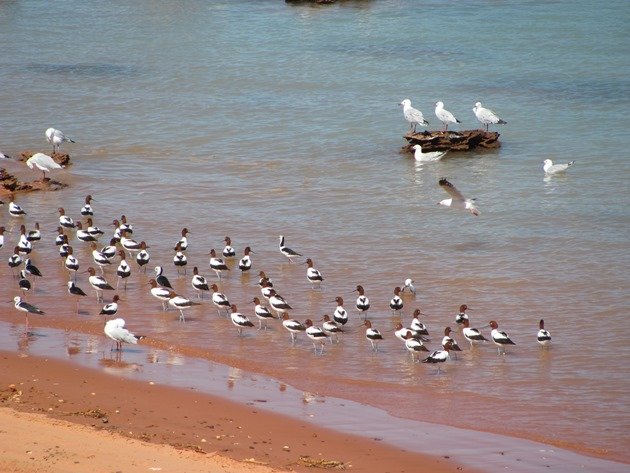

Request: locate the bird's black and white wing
(439, 178), (465, 202)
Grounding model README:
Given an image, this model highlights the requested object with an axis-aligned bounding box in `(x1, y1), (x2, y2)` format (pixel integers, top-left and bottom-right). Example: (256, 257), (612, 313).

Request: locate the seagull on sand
(399, 99), (429, 133)
(438, 178), (479, 216)
(412, 144), (447, 163)
(45, 127), (75, 153)
(473, 102), (506, 131)
(542, 159), (574, 175)
(435, 101), (461, 131)
(26, 153), (63, 180)
(104, 318), (144, 351)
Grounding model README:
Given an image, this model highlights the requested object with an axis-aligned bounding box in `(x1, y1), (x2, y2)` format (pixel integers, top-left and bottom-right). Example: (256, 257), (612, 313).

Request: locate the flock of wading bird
(2, 127), (552, 373)
(4, 205), (551, 374)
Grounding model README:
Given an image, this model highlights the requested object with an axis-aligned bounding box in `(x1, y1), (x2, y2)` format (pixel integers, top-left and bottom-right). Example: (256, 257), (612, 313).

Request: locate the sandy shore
(0, 350), (476, 473)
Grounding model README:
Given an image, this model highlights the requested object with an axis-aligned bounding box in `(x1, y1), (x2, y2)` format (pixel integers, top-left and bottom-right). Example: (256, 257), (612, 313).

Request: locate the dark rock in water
(286, 0), (338, 4)
(0, 167), (67, 195)
(18, 150), (72, 167)
(402, 130), (501, 154)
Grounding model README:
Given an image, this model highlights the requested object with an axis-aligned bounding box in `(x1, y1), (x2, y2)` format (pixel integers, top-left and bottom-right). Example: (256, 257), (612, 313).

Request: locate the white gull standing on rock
(26, 153), (62, 180)
(473, 102), (506, 131)
(45, 127), (75, 153)
(435, 101), (461, 131)
(399, 99), (429, 133)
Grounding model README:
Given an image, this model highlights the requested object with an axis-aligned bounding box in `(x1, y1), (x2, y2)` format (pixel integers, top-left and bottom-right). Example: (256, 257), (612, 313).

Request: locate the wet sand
(0, 350), (473, 473)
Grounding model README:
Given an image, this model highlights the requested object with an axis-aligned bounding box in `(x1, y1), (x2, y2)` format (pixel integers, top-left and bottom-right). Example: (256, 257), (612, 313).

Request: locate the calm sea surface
(1, 0), (629, 465)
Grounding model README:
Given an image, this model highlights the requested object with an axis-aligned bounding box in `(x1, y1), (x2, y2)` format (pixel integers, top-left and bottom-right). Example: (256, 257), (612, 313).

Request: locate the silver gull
(473, 102), (506, 131)
(399, 99), (429, 133)
(45, 127), (75, 153)
(543, 159), (574, 175)
(435, 101), (461, 131)
(438, 178), (479, 216)
(26, 152), (63, 179)
(412, 144), (447, 162)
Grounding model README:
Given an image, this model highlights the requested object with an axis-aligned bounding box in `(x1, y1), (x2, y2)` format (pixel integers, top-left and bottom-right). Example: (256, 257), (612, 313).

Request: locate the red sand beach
(0, 350), (474, 473)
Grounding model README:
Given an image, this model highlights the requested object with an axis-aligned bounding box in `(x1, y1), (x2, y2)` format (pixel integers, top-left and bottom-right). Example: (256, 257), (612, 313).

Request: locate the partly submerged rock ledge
(0, 168), (68, 195)
(0, 151), (71, 195)
(402, 130), (501, 153)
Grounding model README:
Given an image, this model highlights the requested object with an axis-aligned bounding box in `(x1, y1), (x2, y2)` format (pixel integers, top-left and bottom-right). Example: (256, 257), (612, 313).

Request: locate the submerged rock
(286, 0), (339, 4)
(402, 130), (501, 154)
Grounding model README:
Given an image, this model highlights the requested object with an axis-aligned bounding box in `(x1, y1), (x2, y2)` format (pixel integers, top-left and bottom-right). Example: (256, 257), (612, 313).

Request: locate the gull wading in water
(401, 278), (416, 296)
(435, 101), (461, 132)
(438, 178), (479, 216)
(399, 99), (429, 133)
(104, 318), (144, 351)
(542, 159), (574, 175)
(412, 144), (447, 163)
(45, 127), (75, 153)
(473, 102), (506, 131)
(26, 153), (62, 180)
